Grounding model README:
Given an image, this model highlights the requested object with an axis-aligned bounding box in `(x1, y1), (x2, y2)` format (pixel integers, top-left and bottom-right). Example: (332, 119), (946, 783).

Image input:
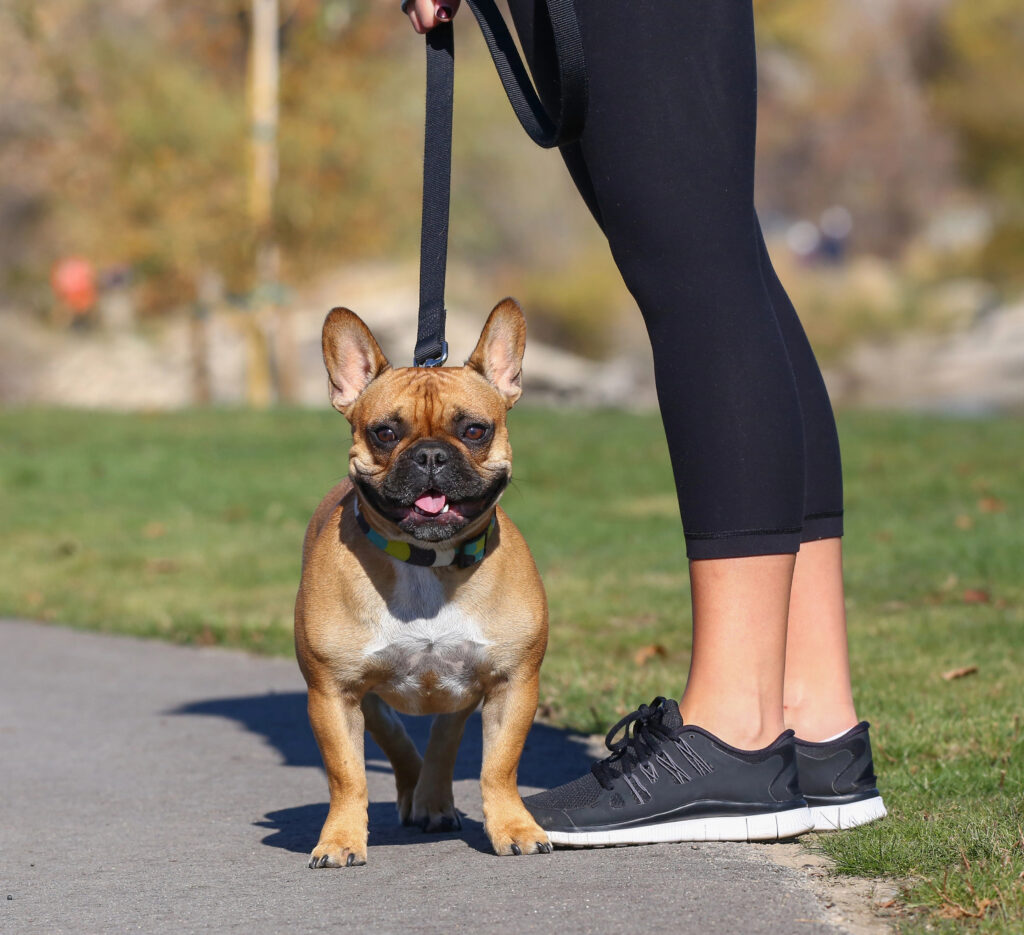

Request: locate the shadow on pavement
(174, 691), (596, 855)
(254, 801), (496, 855)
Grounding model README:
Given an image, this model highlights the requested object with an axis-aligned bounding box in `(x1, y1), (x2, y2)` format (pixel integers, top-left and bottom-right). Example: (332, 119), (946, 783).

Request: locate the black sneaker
(523, 698), (814, 847)
(795, 721), (887, 832)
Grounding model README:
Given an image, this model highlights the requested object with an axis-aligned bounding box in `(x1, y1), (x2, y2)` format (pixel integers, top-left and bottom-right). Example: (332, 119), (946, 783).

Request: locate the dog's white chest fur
(365, 562), (491, 715)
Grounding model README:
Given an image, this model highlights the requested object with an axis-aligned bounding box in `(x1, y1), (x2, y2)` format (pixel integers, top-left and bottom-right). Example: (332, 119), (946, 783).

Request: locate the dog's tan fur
(295, 299), (549, 867)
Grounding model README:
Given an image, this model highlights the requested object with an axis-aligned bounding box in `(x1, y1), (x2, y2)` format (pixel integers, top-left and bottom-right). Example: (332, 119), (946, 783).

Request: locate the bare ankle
(783, 699), (858, 741)
(679, 702), (785, 751)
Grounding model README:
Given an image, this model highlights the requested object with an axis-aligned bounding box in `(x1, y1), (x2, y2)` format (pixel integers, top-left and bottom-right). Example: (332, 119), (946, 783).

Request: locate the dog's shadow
(174, 691), (596, 854)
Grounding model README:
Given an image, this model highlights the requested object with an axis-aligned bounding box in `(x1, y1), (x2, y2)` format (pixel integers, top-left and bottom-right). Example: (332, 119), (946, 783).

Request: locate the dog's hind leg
(361, 693), (423, 825)
(409, 704), (477, 832)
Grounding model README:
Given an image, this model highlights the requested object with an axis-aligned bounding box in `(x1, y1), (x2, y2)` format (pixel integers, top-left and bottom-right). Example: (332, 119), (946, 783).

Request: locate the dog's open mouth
(356, 474), (507, 541)
(400, 490), (488, 526)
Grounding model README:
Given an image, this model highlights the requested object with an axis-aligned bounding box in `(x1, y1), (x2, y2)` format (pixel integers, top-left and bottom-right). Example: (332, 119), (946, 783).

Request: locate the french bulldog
(294, 298), (551, 867)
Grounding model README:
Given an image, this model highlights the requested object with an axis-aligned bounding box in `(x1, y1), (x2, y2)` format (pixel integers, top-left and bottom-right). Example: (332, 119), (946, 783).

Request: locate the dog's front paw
(485, 817), (552, 856)
(404, 787), (462, 833)
(308, 840), (368, 869)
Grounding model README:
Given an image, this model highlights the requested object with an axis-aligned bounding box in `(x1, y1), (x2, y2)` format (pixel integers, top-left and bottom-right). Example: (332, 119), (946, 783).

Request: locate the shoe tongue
(657, 698), (683, 730)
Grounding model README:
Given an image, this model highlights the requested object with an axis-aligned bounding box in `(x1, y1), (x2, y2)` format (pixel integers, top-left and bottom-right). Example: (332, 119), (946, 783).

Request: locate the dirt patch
(768, 842), (904, 934)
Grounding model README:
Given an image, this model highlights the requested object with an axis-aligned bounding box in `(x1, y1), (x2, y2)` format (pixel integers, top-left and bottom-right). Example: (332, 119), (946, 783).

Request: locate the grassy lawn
(1, 406), (1021, 931)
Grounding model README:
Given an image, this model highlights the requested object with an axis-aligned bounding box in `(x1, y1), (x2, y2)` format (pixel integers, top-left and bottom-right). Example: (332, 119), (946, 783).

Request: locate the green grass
(1, 407), (1022, 931)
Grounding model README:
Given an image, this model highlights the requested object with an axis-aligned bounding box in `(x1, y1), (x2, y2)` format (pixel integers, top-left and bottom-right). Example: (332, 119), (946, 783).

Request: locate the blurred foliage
(929, 0), (1024, 288)
(1, 0), (1023, 345)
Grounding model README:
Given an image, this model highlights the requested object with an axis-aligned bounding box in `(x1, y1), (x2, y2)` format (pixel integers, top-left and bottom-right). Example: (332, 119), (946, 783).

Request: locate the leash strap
(413, 0), (588, 367)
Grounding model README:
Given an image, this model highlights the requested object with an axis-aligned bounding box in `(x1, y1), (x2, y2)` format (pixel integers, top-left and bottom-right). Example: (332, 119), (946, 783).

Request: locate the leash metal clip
(415, 340), (449, 367)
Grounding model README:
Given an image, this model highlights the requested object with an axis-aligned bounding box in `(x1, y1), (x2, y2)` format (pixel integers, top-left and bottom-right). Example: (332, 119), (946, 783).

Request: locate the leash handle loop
(465, 0), (587, 150)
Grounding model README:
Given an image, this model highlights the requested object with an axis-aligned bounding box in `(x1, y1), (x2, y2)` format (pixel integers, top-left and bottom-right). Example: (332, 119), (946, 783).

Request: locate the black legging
(506, 0), (844, 559)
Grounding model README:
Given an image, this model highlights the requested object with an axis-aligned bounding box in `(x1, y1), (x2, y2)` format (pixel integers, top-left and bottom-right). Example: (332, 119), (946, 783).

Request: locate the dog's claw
(309, 849), (366, 869)
(410, 811), (462, 833)
(537, 841), (552, 854)
(510, 843), (522, 856)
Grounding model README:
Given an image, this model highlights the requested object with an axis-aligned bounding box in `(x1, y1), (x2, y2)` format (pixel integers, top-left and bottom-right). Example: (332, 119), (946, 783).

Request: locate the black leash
(413, 0), (587, 367)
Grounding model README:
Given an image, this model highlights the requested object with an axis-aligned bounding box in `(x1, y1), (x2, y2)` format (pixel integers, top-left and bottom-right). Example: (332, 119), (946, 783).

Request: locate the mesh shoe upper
(528, 771), (605, 810)
(523, 697), (806, 833)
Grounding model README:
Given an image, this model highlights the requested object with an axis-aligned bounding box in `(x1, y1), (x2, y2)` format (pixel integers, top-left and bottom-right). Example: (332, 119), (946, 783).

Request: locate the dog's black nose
(411, 443), (449, 471)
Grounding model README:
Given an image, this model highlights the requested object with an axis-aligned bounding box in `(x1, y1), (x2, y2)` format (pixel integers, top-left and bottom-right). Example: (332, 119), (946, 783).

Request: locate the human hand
(402, 0), (461, 34)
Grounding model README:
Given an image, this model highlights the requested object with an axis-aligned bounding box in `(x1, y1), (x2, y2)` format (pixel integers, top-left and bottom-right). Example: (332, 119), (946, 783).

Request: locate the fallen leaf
(145, 558), (180, 574)
(942, 665), (979, 681)
(938, 897), (995, 920)
(633, 644), (668, 666)
(143, 522), (167, 539)
(196, 626), (218, 646)
(963, 588), (991, 604)
(978, 497), (1006, 514)
(954, 514), (974, 530)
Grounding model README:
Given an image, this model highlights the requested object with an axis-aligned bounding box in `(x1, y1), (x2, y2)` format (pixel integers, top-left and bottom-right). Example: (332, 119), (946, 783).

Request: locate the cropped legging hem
(684, 511), (844, 560)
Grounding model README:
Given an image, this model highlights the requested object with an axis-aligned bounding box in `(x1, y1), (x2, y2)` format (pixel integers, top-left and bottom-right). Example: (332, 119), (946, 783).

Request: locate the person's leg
(785, 538), (859, 739)
(752, 224), (858, 740)
(507, 0), (803, 754)
(682, 554), (794, 749)
(499, 0), (884, 841)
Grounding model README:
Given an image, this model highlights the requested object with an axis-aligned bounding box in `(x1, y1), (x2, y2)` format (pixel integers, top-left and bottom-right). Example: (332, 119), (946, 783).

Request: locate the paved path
(1, 620), (844, 934)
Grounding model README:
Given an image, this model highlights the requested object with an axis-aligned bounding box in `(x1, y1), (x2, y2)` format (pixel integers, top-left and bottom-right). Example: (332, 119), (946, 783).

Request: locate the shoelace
(591, 697), (678, 790)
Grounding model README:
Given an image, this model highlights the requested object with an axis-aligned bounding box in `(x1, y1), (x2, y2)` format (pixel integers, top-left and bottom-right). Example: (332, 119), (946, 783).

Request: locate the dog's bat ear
(322, 307), (391, 417)
(467, 298), (526, 408)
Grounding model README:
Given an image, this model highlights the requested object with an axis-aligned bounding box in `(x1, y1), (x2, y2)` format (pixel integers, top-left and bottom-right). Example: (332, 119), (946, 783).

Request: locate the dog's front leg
(480, 675), (551, 856)
(307, 686), (369, 868)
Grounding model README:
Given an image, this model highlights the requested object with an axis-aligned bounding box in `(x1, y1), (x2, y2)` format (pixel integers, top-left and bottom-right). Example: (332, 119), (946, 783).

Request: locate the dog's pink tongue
(415, 492), (447, 515)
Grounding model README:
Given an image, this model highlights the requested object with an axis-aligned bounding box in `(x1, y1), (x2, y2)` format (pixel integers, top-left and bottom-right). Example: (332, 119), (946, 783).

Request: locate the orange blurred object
(51, 257), (97, 315)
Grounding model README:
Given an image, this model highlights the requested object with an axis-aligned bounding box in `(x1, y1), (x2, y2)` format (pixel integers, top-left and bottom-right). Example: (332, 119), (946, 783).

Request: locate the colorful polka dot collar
(353, 497), (495, 568)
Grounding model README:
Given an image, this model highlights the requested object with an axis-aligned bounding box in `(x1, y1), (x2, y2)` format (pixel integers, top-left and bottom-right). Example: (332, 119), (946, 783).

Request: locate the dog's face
(322, 299), (526, 544)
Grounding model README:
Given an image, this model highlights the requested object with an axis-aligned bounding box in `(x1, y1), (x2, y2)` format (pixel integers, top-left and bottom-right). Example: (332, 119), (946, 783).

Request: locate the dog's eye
(463, 424), (488, 442)
(373, 426), (397, 444)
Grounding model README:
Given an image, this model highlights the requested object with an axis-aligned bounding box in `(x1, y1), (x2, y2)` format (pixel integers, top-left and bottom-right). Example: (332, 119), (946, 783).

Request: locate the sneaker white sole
(546, 805), (815, 848)
(808, 795), (887, 832)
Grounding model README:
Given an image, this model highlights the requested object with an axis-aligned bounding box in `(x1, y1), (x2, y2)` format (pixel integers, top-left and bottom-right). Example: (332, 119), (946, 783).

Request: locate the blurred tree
(753, 0), (955, 254)
(930, 0), (1024, 285)
(0, 0), (426, 314)
(1, 0), (1021, 330)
